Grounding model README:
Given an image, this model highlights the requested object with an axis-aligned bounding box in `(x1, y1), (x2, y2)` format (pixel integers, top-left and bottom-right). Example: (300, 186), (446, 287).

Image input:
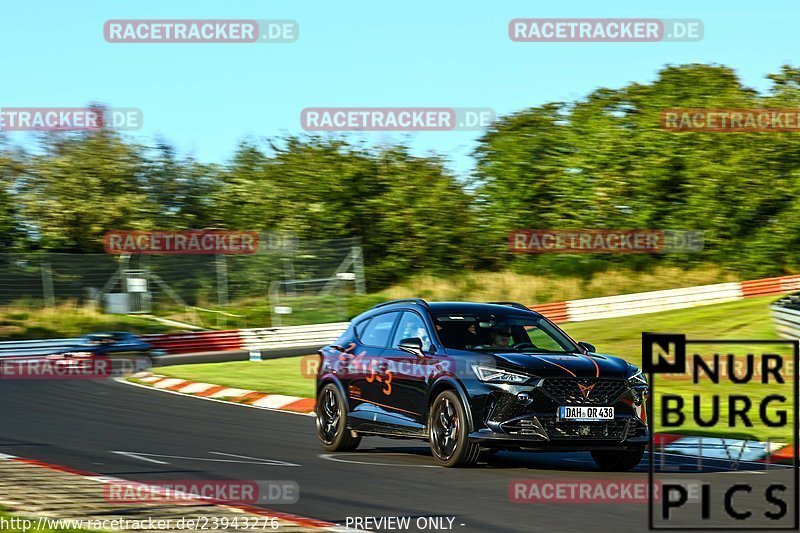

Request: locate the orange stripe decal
(580, 354), (600, 377)
(351, 396), (421, 417)
(531, 356), (577, 377)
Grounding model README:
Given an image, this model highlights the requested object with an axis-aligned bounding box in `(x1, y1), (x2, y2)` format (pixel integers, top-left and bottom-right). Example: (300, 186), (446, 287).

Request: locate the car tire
(316, 384), (361, 452)
(428, 390), (480, 467)
(591, 446), (645, 471)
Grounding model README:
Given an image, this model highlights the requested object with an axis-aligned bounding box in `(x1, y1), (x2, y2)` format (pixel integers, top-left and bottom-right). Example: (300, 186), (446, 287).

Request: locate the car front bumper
(464, 378), (649, 451)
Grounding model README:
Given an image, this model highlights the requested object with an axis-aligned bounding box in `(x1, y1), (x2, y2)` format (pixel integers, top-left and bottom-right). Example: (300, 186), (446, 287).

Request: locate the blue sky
(2, 0), (798, 176)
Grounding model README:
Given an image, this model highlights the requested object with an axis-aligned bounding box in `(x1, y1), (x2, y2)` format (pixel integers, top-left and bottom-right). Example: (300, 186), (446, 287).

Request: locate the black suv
(314, 299), (648, 469)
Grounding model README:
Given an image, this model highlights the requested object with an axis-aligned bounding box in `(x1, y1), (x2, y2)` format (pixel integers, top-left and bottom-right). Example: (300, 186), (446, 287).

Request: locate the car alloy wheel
(431, 396), (459, 460)
(318, 387), (340, 445)
(316, 384), (361, 452)
(428, 390), (480, 467)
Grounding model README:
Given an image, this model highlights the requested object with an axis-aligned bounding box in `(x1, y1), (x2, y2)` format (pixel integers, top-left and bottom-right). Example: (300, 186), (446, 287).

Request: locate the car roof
(361, 300), (542, 318)
(428, 302), (542, 316)
(84, 331), (131, 338)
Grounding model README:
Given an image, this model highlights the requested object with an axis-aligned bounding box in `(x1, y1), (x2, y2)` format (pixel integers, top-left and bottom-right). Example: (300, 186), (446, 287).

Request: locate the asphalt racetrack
(0, 379), (790, 532)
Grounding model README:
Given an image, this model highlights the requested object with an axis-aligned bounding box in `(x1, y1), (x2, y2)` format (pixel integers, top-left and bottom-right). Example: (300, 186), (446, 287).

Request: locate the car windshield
(433, 314), (577, 353)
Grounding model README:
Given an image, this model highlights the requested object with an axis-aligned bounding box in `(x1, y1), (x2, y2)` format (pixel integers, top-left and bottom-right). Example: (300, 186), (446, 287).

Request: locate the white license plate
(558, 406), (614, 421)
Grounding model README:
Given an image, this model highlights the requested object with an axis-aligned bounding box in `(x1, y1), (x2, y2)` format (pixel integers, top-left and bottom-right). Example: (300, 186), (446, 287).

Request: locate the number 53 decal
(366, 359), (393, 396)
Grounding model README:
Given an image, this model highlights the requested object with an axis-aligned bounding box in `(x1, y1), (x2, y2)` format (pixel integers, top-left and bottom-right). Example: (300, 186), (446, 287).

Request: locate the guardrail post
(41, 261), (55, 308)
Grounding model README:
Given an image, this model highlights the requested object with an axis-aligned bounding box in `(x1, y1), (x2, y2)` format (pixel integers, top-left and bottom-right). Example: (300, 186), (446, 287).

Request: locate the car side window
(360, 312), (399, 348)
(354, 319), (371, 340)
(392, 312), (432, 352)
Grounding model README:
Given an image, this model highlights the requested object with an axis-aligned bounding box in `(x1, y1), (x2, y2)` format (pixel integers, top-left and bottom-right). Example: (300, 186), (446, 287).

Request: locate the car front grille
(539, 417), (628, 440)
(541, 378), (628, 405)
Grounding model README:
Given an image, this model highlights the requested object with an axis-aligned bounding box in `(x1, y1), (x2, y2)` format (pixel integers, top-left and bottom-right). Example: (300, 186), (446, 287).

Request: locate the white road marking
(112, 451), (300, 466)
(1, 450), (335, 530)
(319, 453), (440, 468)
(111, 451), (169, 464)
(209, 451), (300, 466)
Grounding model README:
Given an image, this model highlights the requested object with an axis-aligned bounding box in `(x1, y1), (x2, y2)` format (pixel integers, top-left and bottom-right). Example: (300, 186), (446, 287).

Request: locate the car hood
(489, 351), (631, 379)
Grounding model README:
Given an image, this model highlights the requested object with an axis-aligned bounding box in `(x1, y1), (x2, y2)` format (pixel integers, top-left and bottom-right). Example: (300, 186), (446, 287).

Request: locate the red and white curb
(126, 372), (316, 414)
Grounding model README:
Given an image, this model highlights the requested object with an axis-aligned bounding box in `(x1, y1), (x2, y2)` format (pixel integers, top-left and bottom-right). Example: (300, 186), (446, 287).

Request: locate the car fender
(426, 375), (475, 431)
(317, 371), (348, 408)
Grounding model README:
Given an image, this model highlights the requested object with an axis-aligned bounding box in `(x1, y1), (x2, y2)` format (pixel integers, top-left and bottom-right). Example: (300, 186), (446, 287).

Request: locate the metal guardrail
(0, 338), (83, 358)
(0, 323), (349, 363)
(769, 293), (800, 340)
(144, 323), (349, 366)
(240, 322), (348, 352)
(528, 301), (569, 322)
(142, 330), (243, 354)
(565, 282), (744, 322)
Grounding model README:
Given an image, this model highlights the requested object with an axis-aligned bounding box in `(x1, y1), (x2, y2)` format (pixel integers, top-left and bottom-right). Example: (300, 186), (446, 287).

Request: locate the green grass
(155, 295), (794, 442)
(0, 303), (173, 341)
(157, 358), (316, 398)
(559, 295), (781, 367)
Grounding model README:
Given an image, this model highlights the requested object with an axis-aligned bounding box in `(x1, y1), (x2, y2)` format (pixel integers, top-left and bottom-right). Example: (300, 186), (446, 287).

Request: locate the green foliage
(474, 64), (800, 277)
(3, 64), (800, 288)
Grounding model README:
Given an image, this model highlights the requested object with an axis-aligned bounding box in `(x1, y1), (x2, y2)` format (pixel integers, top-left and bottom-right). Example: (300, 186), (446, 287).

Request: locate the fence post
(352, 246), (366, 294)
(41, 261), (55, 308)
(282, 257), (296, 296)
(216, 255), (228, 328)
(269, 280), (282, 327)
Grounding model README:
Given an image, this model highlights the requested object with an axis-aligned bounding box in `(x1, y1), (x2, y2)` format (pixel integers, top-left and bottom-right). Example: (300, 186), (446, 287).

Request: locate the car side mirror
(578, 341), (596, 353)
(399, 337), (424, 356)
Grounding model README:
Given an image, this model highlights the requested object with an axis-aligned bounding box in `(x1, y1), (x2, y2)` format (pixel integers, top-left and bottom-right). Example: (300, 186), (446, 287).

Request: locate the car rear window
(354, 319), (371, 340)
(360, 312), (399, 347)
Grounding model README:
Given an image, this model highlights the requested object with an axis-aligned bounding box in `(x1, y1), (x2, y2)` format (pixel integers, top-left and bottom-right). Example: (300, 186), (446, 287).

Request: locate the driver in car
(489, 327), (513, 348)
(468, 326), (514, 350)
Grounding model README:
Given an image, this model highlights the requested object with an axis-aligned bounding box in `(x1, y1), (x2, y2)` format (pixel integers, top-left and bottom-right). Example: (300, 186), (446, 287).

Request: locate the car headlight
(471, 364), (530, 384)
(627, 366), (647, 386)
